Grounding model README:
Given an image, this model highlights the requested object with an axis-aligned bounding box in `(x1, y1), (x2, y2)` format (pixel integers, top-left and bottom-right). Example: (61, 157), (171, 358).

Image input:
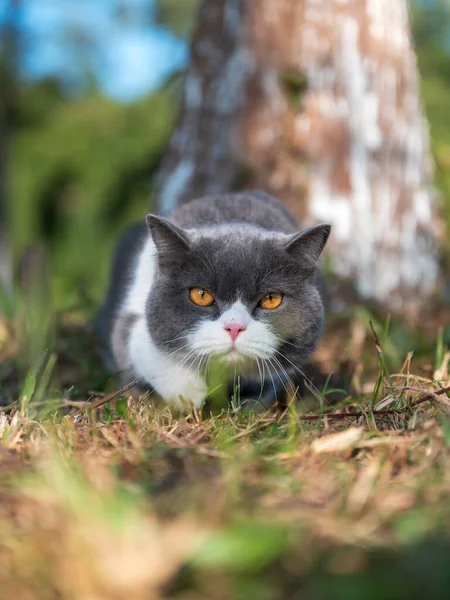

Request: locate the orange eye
(189, 287), (215, 307)
(259, 292), (283, 310)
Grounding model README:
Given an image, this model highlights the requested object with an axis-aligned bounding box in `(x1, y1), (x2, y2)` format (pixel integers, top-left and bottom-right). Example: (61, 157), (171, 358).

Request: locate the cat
(95, 190), (330, 410)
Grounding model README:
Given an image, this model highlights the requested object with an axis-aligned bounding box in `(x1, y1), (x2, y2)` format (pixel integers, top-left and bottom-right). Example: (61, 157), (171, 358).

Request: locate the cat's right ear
(146, 214), (190, 270)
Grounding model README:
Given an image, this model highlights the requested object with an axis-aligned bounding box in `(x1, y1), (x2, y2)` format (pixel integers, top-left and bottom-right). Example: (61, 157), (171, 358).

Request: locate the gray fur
(96, 190), (331, 405)
(95, 222), (147, 370)
(168, 190), (299, 233)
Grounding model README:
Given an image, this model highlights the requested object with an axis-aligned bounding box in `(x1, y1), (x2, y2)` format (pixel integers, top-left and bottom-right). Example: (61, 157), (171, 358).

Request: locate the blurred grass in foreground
(0, 308), (449, 599)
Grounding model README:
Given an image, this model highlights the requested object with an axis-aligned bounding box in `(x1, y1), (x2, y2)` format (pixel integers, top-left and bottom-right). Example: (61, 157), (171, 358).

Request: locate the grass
(0, 297), (450, 599)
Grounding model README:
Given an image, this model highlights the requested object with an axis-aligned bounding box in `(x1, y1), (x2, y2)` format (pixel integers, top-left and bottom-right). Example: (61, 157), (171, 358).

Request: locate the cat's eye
(189, 287), (215, 307)
(259, 292), (283, 310)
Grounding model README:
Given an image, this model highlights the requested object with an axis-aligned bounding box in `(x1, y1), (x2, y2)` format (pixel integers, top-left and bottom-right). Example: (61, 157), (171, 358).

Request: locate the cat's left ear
(284, 224), (331, 266)
(146, 214), (190, 269)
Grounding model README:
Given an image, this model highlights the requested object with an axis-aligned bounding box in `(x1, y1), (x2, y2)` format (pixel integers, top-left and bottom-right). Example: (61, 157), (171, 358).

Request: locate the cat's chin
(220, 349), (250, 365)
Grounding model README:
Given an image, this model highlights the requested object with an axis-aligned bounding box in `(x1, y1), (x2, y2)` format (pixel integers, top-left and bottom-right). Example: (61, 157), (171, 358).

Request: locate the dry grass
(0, 311), (450, 599)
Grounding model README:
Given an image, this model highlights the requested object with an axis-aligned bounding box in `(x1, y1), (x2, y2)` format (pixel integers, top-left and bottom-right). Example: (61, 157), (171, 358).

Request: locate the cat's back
(168, 190), (299, 234)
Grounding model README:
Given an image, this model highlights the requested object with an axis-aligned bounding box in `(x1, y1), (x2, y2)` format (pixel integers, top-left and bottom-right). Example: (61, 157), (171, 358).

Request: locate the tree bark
(156, 0), (250, 214)
(156, 0), (440, 313)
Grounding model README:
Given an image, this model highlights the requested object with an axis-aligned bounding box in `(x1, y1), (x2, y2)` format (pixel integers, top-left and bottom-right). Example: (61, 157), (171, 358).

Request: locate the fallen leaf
(311, 427), (364, 454)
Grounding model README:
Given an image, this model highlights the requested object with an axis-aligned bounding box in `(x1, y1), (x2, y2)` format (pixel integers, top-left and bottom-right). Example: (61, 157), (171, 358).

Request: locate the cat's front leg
(128, 318), (208, 409)
(153, 368), (209, 409)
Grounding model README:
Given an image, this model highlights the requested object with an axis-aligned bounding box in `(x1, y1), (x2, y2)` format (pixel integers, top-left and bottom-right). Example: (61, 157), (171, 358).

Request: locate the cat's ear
(146, 214), (190, 269)
(284, 224), (331, 267)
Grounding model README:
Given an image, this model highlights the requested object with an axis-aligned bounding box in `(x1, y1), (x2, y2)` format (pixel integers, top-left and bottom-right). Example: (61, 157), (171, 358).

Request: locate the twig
(298, 384), (450, 422)
(78, 379), (450, 422)
(299, 411), (375, 422)
(369, 320), (382, 355)
(411, 383), (450, 407)
(82, 379), (140, 412)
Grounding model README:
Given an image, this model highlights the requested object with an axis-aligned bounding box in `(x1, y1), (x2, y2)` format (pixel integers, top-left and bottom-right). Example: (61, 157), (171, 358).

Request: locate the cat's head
(145, 215), (330, 375)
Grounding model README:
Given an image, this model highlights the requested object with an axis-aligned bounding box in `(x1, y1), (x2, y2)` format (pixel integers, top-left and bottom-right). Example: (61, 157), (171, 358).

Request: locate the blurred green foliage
(155, 0), (200, 39)
(412, 0), (450, 234)
(10, 80), (177, 307)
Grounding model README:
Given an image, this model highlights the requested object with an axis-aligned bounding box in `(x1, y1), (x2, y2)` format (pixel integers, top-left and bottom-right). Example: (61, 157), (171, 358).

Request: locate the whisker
(205, 355), (212, 380)
(161, 332), (191, 346)
(255, 357), (265, 404)
(167, 348), (199, 381)
(267, 355), (295, 403)
(272, 348), (329, 406)
(272, 334), (309, 353)
(194, 354), (207, 381)
(162, 341), (192, 360)
(262, 357), (278, 404)
(268, 356), (289, 403)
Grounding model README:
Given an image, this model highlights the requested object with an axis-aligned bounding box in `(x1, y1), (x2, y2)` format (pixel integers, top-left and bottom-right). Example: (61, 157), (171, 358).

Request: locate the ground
(0, 306), (449, 599)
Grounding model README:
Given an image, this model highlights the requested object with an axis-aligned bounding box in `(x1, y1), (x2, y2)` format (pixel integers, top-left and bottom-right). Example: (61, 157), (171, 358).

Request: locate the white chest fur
(115, 236), (208, 408)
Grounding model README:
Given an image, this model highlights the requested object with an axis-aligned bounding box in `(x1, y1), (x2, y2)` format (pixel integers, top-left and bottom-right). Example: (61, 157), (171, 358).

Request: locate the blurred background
(0, 0), (449, 308)
(0, 0), (198, 308)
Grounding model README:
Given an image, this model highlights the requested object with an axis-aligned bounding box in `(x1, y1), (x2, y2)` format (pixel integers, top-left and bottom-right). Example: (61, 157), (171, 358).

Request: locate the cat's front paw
(160, 375), (209, 410)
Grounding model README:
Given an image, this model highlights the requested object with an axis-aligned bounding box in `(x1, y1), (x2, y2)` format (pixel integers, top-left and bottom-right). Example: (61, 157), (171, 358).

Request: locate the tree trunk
(156, 0), (440, 313)
(156, 0), (250, 214)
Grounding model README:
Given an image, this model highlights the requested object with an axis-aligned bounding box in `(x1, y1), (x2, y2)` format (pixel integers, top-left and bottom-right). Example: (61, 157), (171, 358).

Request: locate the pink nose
(224, 324), (246, 341)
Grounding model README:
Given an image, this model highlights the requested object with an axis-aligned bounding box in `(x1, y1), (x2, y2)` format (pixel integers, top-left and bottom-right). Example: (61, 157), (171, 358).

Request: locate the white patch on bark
(185, 73), (203, 109)
(216, 48), (248, 113)
(309, 175), (352, 242)
(158, 162), (194, 215)
(305, 0), (437, 308)
(341, 16), (373, 296)
(156, 0), (249, 212)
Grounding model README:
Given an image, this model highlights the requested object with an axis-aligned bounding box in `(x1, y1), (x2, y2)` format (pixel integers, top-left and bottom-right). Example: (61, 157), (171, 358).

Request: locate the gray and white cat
(96, 191), (330, 409)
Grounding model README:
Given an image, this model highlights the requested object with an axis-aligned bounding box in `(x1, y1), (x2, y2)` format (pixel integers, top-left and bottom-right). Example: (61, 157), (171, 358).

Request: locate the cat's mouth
(187, 323), (277, 366)
(219, 345), (269, 366)
(222, 349), (247, 364)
